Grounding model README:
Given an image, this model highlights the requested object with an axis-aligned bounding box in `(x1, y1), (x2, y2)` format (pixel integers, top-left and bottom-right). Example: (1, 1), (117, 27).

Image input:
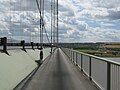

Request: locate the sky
(0, 0), (120, 43)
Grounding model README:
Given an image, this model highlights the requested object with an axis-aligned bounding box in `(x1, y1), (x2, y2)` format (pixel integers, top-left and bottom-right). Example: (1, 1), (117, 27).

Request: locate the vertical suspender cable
(51, 0), (53, 52)
(40, 0), (43, 62)
(53, 0), (55, 44)
(53, 0), (54, 44)
(29, 1), (32, 43)
(20, 0), (22, 41)
(36, 0), (39, 44)
(40, 0), (42, 47)
(57, 0), (58, 44)
(10, 0), (12, 42)
(36, 0), (42, 47)
(13, 0), (15, 42)
(37, 0), (42, 47)
(41, 0), (43, 44)
(42, 0), (44, 45)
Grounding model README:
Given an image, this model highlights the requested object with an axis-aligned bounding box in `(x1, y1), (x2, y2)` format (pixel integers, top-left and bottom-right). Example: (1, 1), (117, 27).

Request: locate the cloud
(0, 0), (120, 43)
(107, 11), (120, 20)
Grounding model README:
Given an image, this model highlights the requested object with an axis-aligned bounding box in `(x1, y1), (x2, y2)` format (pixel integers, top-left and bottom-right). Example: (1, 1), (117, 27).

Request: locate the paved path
(23, 48), (98, 90)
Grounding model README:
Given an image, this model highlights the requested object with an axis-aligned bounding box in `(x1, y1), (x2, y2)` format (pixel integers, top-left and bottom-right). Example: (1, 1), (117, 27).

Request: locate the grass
(75, 49), (120, 57)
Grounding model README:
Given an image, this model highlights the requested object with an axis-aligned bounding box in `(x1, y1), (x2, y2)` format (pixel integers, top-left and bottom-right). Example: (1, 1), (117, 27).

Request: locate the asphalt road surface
(23, 48), (98, 90)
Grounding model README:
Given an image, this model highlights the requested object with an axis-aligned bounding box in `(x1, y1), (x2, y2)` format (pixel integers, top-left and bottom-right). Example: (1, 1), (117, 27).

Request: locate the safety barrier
(62, 48), (120, 90)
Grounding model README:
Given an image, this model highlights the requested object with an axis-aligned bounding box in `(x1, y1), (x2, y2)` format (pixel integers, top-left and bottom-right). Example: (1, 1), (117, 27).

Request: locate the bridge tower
(51, 0), (59, 50)
(36, 0), (59, 58)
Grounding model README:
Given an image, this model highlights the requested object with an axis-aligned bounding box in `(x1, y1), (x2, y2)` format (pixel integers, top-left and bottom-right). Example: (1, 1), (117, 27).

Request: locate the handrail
(72, 49), (120, 66)
(62, 48), (120, 90)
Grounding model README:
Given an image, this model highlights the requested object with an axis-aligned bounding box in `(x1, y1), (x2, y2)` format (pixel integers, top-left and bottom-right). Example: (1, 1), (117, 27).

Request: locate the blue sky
(0, 0), (120, 43)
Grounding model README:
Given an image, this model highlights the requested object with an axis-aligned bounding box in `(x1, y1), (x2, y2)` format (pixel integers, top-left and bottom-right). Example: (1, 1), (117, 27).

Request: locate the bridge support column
(21, 40), (26, 52)
(0, 37), (9, 55)
(2, 37), (7, 52)
(31, 42), (34, 50)
(1, 37), (9, 54)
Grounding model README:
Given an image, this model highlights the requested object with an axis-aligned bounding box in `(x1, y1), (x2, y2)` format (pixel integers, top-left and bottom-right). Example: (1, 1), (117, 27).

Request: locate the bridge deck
(21, 48), (98, 90)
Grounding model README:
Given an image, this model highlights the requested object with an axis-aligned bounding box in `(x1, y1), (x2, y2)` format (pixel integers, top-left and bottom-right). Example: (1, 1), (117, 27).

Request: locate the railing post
(76, 52), (78, 65)
(70, 50), (72, 60)
(69, 49), (70, 59)
(89, 57), (92, 81)
(72, 51), (73, 61)
(73, 51), (74, 62)
(69, 49), (70, 58)
(81, 54), (83, 71)
(107, 62), (111, 90)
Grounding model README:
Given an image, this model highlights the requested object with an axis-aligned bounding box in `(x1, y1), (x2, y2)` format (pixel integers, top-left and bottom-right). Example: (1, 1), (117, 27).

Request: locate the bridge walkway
(22, 48), (98, 90)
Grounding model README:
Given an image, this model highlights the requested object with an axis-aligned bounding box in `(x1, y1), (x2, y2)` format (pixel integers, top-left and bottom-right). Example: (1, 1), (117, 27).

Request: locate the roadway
(19, 48), (98, 90)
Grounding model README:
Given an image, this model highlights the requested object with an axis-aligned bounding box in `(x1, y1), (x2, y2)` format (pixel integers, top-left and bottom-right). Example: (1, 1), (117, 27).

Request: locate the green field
(75, 49), (120, 57)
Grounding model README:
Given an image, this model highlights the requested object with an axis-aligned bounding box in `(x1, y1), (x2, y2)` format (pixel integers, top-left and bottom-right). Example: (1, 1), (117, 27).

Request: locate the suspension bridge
(0, 0), (120, 90)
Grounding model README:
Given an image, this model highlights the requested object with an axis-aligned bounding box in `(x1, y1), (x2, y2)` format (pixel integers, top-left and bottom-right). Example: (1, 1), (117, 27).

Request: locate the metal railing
(62, 48), (120, 90)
